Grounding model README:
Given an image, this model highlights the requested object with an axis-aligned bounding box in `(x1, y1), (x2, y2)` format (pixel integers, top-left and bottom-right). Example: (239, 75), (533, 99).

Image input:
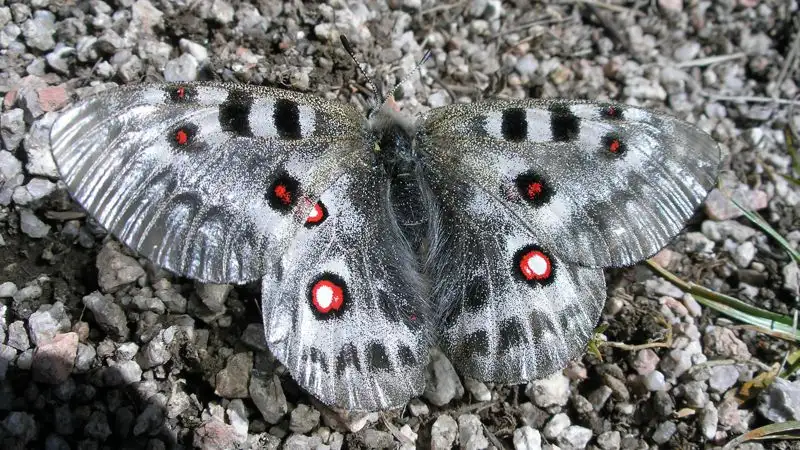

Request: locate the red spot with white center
(311, 279), (344, 314)
(519, 250), (552, 281)
(175, 128), (189, 145)
(305, 201), (327, 226)
(176, 86), (185, 99)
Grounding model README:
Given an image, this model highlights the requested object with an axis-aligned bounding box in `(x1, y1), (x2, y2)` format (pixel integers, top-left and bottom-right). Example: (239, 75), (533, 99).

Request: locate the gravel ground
(1, 0), (799, 449)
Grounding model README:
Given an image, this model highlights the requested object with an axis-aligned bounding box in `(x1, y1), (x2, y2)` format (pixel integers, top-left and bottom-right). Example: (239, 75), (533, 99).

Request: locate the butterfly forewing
(417, 100), (721, 268)
(50, 82), (365, 284)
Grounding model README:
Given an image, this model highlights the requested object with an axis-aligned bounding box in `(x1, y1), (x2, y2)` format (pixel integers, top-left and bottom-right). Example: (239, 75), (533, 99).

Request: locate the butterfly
(49, 43), (720, 411)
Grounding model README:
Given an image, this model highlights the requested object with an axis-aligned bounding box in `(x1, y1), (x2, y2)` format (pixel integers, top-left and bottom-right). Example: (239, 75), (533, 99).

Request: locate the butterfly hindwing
(423, 173), (606, 382)
(50, 82), (365, 283)
(418, 100), (721, 268)
(261, 164), (431, 411)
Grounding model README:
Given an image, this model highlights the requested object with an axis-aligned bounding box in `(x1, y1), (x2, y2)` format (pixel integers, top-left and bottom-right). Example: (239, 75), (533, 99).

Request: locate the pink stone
(658, 0), (683, 12)
(631, 348), (660, 375)
(37, 86), (70, 112)
(32, 332), (79, 384)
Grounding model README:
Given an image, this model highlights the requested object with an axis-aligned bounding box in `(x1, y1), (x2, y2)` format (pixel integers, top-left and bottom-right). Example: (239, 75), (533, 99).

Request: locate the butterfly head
(339, 35), (431, 121)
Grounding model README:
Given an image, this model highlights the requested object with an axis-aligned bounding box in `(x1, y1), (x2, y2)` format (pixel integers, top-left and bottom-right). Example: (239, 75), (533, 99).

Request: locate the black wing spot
(464, 329), (490, 357)
(274, 98), (302, 139)
(549, 103), (580, 141)
(601, 132), (628, 156)
(367, 342), (392, 371)
(397, 345), (417, 367)
(219, 90), (254, 137)
(498, 318), (526, 351)
(600, 104), (625, 120)
(556, 304), (582, 335)
(267, 172), (300, 212)
(306, 347), (329, 373)
(272, 261), (283, 282)
(514, 171), (553, 207)
(501, 107), (528, 142)
(335, 343), (361, 376)
(464, 277), (489, 313)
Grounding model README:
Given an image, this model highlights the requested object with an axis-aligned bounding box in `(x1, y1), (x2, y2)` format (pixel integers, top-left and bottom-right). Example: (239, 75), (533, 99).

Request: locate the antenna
(340, 36), (381, 107)
(382, 49), (432, 106)
(339, 36), (432, 110)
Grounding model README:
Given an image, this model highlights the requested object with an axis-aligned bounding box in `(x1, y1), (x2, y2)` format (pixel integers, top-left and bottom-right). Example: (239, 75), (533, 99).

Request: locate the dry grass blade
(675, 52), (747, 68)
(783, 125), (800, 186)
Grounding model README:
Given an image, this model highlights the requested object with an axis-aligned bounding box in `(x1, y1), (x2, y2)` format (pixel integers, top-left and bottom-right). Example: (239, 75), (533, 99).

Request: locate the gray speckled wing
(417, 100), (721, 268)
(50, 82), (365, 283)
(261, 165), (431, 411)
(423, 172), (606, 382)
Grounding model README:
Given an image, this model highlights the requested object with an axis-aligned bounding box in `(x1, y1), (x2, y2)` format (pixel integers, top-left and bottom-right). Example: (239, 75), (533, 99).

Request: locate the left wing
(50, 82), (365, 284)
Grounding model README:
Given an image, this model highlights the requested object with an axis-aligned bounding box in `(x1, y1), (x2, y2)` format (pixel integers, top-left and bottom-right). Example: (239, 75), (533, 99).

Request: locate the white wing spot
(315, 285), (334, 309)
(484, 111), (503, 139)
(298, 104), (317, 137)
(527, 254), (549, 277)
(249, 98), (277, 137)
(524, 108), (552, 142)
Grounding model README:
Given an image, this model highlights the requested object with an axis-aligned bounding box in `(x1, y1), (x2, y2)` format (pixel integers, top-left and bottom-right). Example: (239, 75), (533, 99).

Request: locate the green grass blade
(732, 198), (800, 264)
(646, 260), (800, 342)
(723, 421), (800, 449)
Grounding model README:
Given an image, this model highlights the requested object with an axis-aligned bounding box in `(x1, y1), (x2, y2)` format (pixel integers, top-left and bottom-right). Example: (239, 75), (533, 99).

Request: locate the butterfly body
(50, 81), (720, 411)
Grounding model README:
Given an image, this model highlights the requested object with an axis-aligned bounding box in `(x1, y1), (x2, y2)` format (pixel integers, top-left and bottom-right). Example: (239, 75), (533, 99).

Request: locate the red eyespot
(601, 104), (624, 120)
(274, 184), (292, 205)
(311, 279), (345, 314)
(514, 171), (552, 206)
(602, 133), (626, 156)
(167, 85), (196, 102)
(517, 249), (553, 282)
(305, 201), (327, 226)
(175, 129), (189, 145)
(267, 174), (300, 212)
(527, 182), (543, 199)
